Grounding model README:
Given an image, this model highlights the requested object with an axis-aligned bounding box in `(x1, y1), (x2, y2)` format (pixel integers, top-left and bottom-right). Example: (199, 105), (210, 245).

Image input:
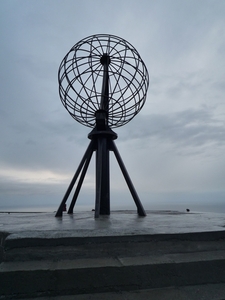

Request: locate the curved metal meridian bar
(58, 34), (149, 128)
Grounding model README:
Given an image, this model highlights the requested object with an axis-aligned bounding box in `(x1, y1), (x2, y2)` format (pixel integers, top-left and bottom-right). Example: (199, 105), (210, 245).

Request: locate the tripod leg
(55, 140), (95, 217)
(68, 145), (94, 214)
(95, 137), (110, 218)
(111, 140), (146, 216)
(100, 138), (110, 215)
(95, 137), (103, 218)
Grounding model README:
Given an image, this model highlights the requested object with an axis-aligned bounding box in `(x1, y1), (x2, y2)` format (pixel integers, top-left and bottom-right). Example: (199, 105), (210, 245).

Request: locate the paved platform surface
(1, 210), (225, 239)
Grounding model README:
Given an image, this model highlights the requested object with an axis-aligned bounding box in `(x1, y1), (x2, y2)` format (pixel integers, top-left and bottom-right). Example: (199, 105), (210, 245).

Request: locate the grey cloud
(122, 108), (225, 149)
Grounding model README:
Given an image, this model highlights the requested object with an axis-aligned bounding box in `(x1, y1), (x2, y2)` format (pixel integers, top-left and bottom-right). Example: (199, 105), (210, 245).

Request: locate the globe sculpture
(55, 34), (149, 218)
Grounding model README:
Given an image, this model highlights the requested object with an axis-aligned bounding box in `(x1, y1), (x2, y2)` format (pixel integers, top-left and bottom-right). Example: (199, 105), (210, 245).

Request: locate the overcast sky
(0, 0), (225, 212)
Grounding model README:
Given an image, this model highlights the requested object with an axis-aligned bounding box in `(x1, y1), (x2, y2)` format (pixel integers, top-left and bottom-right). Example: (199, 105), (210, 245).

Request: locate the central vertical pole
(100, 53), (110, 113)
(95, 136), (110, 217)
(95, 53), (111, 217)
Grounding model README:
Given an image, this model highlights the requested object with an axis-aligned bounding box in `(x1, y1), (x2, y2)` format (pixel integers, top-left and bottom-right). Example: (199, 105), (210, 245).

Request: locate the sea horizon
(1, 201), (225, 214)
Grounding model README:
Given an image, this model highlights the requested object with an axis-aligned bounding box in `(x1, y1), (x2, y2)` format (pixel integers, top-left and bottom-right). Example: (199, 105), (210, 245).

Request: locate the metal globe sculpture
(58, 34), (149, 128)
(55, 34), (149, 218)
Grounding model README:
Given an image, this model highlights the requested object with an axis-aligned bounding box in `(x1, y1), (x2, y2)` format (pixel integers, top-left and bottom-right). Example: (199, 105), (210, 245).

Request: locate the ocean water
(1, 202), (225, 214)
(1, 188), (224, 214)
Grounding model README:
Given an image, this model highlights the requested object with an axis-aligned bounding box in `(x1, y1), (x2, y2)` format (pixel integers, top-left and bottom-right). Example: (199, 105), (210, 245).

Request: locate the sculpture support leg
(95, 138), (103, 218)
(100, 137), (110, 215)
(95, 137), (110, 218)
(68, 147), (94, 214)
(110, 140), (146, 216)
(55, 140), (95, 217)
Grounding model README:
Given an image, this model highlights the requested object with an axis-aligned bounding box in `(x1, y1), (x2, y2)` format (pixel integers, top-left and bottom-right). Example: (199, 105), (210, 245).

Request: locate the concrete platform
(1, 209), (225, 239)
(0, 210), (225, 299)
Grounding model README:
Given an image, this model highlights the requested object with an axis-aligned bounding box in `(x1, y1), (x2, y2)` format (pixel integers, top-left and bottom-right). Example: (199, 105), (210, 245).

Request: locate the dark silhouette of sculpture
(55, 34), (149, 218)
